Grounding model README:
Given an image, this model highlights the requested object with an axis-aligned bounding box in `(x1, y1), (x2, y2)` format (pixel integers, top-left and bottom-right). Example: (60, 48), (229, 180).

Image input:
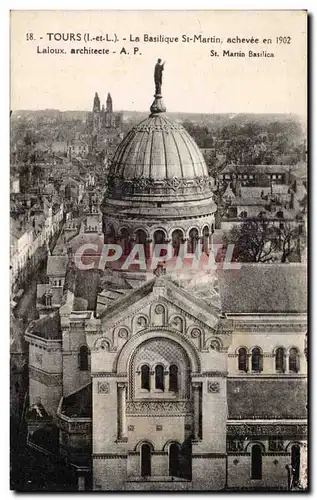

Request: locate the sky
(10, 10), (307, 116)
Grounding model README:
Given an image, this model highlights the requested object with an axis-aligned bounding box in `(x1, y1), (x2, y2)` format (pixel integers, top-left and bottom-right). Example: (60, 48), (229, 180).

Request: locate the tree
(223, 218), (276, 263)
(274, 222), (305, 263)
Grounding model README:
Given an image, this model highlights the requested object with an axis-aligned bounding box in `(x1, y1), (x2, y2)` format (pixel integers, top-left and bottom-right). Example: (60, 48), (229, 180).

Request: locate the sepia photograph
(9, 9), (307, 491)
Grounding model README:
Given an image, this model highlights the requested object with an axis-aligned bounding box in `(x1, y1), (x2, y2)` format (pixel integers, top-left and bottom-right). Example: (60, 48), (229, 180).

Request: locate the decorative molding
(137, 316), (148, 327)
(227, 439), (245, 452)
(207, 381), (220, 393)
(29, 366), (62, 386)
(57, 418), (91, 434)
(98, 381), (110, 394)
(126, 399), (192, 416)
(268, 439), (285, 452)
(92, 453), (127, 459)
(227, 423), (307, 438)
(192, 453), (227, 459)
(116, 437), (128, 443)
(228, 452), (251, 457)
(155, 304), (165, 315)
(191, 328), (201, 338)
(233, 322), (307, 333)
(107, 174), (213, 196)
(192, 371), (227, 378)
(91, 372), (127, 378)
(118, 328), (129, 339)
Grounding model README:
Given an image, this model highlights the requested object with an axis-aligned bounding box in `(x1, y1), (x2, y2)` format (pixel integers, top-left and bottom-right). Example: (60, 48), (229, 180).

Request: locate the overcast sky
(10, 10), (307, 116)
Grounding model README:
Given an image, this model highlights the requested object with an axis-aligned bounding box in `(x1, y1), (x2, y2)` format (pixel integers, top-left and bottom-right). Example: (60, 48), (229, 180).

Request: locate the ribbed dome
(110, 114), (208, 180)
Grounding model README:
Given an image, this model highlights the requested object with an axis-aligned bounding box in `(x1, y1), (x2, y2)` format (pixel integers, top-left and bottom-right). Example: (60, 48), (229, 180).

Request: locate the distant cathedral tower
(92, 92), (101, 137)
(105, 93), (115, 128)
(93, 92), (101, 113)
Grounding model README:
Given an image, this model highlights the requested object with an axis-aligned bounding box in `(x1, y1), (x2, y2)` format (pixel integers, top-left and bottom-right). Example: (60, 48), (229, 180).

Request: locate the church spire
(93, 92), (100, 113)
(106, 92), (113, 113)
(150, 59), (166, 115)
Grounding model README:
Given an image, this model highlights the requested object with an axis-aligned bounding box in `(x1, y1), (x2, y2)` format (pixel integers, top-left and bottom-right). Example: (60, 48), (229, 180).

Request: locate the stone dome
(110, 114), (208, 181)
(106, 99), (214, 203)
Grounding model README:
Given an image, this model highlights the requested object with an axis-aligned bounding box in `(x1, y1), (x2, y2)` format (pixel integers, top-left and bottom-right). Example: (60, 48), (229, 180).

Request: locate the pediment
(98, 276), (219, 330)
(89, 276), (226, 353)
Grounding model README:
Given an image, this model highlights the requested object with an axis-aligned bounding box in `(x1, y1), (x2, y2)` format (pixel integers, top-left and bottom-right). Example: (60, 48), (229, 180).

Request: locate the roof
(61, 383), (92, 418)
(110, 113), (208, 182)
(227, 378), (307, 419)
(240, 186), (271, 198)
(220, 164), (292, 175)
(46, 255), (68, 276)
(27, 311), (62, 340)
(218, 264), (307, 314)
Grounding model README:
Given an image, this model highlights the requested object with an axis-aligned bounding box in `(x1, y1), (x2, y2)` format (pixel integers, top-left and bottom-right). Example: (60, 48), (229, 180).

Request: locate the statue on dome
(154, 58), (165, 95)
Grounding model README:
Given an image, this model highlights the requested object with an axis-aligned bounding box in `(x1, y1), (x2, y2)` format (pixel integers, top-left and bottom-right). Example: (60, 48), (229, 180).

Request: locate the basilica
(24, 76), (307, 491)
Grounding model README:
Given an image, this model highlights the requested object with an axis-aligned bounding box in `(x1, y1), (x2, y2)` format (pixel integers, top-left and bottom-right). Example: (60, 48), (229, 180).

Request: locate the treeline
(182, 118), (305, 166)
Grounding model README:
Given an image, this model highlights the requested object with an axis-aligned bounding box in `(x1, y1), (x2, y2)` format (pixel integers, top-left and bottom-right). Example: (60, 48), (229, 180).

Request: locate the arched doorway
(291, 444), (300, 486)
(141, 443), (152, 477)
(169, 442), (181, 477)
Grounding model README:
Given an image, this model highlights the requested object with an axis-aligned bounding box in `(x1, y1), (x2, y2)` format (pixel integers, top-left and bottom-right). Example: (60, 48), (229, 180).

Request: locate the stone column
(150, 370), (155, 391)
(117, 382), (127, 441)
(285, 352), (290, 373)
(164, 370), (169, 392)
(192, 382), (201, 440)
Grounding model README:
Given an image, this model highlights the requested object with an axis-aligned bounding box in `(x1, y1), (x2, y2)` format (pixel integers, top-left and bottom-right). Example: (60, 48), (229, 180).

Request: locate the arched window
(79, 345), (89, 371)
(291, 444), (300, 485)
(238, 348), (248, 372)
(289, 348), (300, 373)
(135, 229), (149, 258)
(251, 348), (263, 373)
(155, 365), (164, 391)
(119, 228), (130, 256)
(171, 230), (183, 257)
(169, 365), (178, 392)
(105, 224), (116, 244)
(153, 230), (167, 258)
(141, 444), (151, 477)
(188, 228), (199, 254)
(141, 365), (150, 391)
(251, 444), (262, 479)
(275, 347), (286, 373)
(169, 443), (181, 477)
